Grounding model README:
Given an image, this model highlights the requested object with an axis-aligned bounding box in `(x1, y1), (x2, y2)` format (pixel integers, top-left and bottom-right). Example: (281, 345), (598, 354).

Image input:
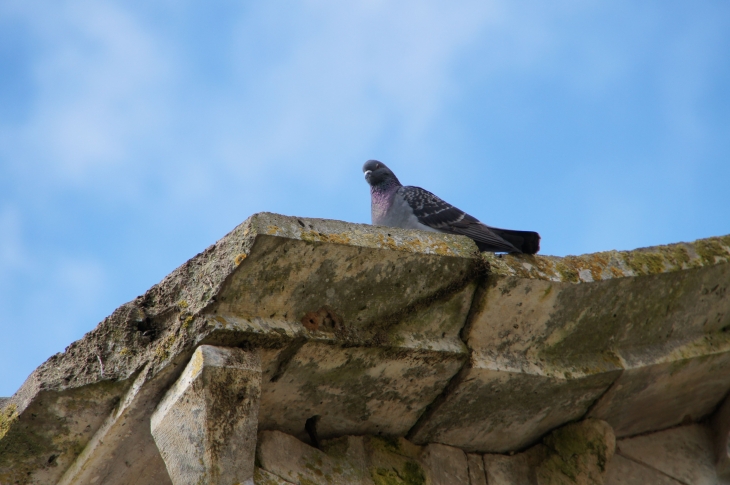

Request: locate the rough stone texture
(258, 430), (475, 485)
(150, 345), (261, 485)
(0, 213), (479, 484)
(255, 468), (296, 484)
(421, 443), (469, 485)
(589, 351), (730, 437)
(257, 430), (366, 485)
(483, 446), (547, 485)
(480, 419), (615, 485)
(483, 235), (730, 282)
(257, 341), (465, 441)
(604, 455), (683, 485)
(57, 364), (173, 485)
(360, 435), (426, 485)
(1, 212), (729, 484)
(616, 423), (718, 485)
(714, 392), (730, 479)
(467, 453), (487, 485)
(413, 248), (730, 449)
(536, 419), (615, 485)
(0, 376), (134, 485)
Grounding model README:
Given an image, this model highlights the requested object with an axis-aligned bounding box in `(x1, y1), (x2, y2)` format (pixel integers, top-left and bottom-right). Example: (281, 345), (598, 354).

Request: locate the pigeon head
(363, 160), (401, 187)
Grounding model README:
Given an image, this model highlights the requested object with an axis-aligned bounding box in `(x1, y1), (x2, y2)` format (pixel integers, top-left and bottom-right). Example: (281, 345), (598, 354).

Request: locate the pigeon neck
(370, 178), (401, 197)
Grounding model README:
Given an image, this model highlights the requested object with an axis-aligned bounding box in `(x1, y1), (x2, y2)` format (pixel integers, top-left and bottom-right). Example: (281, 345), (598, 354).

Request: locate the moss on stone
(695, 236), (730, 266)
(0, 404), (18, 440)
(482, 235), (729, 285)
(536, 419), (614, 485)
(369, 460), (425, 485)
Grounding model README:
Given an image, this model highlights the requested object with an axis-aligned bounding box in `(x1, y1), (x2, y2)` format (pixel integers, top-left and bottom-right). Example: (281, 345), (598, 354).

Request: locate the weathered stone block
(467, 453), (487, 485)
(256, 430), (372, 485)
(151, 345), (262, 485)
(258, 341), (465, 441)
(713, 391), (730, 479)
(415, 258), (730, 449)
(57, 364), (172, 485)
(616, 423), (718, 485)
(589, 351), (730, 437)
(481, 419), (615, 485)
(421, 443), (469, 485)
(210, 213), (480, 347)
(483, 446), (547, 485)
(410, 277), (622, 451)
(362, 436), (428, 485)
(604, 455), (683, 485)
(258, 430), (469, 485)
(255, 467), (296, 484)
(536, 418), (615, 485)
(411, 365), (618, 452)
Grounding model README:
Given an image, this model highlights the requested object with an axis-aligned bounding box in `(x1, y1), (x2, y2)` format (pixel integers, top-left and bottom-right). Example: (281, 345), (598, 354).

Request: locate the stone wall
(0, 213), (729, 485)
(252, 419), (724, 484)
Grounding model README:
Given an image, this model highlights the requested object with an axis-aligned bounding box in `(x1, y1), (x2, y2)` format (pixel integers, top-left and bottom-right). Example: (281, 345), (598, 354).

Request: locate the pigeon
(363, 160), (540, 254)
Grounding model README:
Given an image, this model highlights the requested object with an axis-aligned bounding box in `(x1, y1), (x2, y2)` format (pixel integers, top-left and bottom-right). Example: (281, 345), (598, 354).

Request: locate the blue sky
(1, 1), (729, 396)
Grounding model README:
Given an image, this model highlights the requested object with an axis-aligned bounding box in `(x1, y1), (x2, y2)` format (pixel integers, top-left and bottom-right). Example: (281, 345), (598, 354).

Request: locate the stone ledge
(1, 213), (728, 484)
(485, 235), (730, 283)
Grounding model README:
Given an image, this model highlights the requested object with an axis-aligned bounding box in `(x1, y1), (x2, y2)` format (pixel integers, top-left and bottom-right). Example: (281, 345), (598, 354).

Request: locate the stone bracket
(151, 345), (262, 485)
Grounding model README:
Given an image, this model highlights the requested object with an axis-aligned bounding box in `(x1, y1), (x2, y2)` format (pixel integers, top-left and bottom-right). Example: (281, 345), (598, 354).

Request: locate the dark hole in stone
(297, 219), (305, 227)
(136, 318), (158, 340)
(301, 306), (342, 332)
(47, 454), (57, 465)
(305, 415), (321, 449)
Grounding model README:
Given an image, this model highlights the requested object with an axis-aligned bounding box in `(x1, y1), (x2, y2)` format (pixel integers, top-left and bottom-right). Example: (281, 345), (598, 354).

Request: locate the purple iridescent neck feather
(370, 177), (401, 225)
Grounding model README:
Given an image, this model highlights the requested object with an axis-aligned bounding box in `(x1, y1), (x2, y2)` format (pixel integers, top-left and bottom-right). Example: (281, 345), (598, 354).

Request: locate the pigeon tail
(487, 228), (540, 255)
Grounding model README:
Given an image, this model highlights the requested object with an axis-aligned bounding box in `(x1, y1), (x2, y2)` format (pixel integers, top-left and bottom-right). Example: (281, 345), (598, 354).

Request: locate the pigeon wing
(401, 186), (519, 253)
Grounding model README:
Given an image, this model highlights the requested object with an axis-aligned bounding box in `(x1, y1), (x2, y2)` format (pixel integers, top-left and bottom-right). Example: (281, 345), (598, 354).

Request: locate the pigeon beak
(364, 170), (372, 181)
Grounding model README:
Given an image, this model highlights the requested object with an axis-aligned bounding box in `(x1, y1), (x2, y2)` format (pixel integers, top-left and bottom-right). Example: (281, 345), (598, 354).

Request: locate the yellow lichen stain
(657, 244), (692, 271)
(177, 299), (189, 309)
(300, 230), (352, 246)
(154, 333), (177, 361)
(695, 238), (730, 266)
(528, 256), (561, 280)
(608, 266), (626, 278)
(188, 348), (205, 377)
(555, 261), (580, 283)
(579, 252), (610, 282)
(266, 225), (279, 235)
(489, 235), (729, 285)
(0, 403), (18, 440)
(373, 233), (455, 256)
(623, 251), (667, 276)
(182, 315), (194, 330)
(119, 347), (133, 356)
(234, 253), (247, 266)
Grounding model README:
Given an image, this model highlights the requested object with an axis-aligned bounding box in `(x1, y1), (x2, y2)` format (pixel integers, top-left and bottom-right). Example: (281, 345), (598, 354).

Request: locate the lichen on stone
(536, 419), (615, 485)
(0, 404), (18, 440)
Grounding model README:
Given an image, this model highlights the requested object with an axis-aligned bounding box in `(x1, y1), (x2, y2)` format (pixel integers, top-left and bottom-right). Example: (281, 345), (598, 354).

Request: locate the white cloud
(2, 0), (173, 187)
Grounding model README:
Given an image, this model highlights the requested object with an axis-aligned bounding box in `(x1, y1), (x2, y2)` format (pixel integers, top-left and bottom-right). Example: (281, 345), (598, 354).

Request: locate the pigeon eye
(375, 163), (380, 169)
